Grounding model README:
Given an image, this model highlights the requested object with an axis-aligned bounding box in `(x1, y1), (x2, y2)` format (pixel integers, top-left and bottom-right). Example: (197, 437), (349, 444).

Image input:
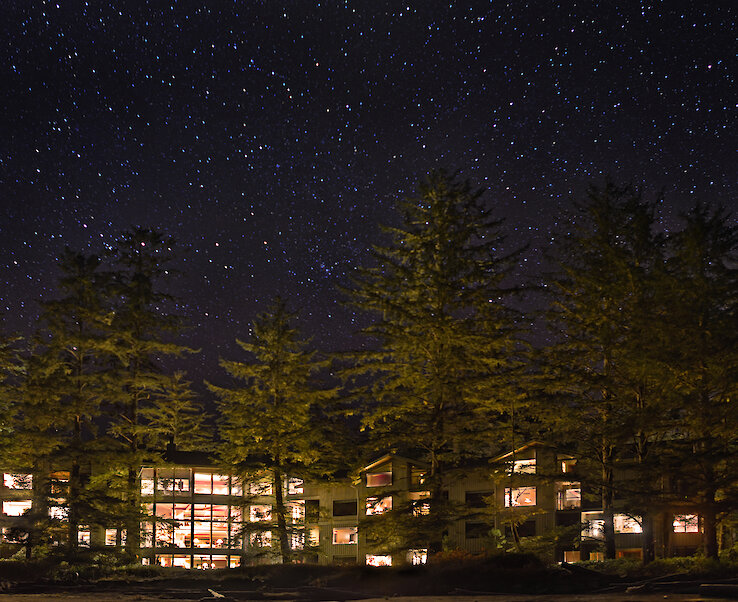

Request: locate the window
(288, 477), (304, 495)
(366, 471), (392, 487)
(410, 491), (430, 516)
(2, 500), (32, 516)
(408, 549), (427, 565)
(141, 522), (154, 548)
(3, 473), (32, 489)
(194, 473), (212, 494)
(673, 514), (700, 533)
(105, 528), (118, 546)
(332, 527), (357, 544)
(49, 505), (67, 520)
(582, 512), (605, 539)
(504, 487), (536, 507)
(306, 499), (320, 522)
(212, 474), (229, 495)
(250, 504), (272, 522)
(78, 526), (90, 547)
(307, 526), (319, 546)
(288, 500), (305, 522)
(614, 514), (642, 534)
(141, 468), (155, 495)
(465, 521), (489, 539)
(333, 500), (357, 516)
(249, 530), (272, 548)
(465, 491), (492, 508)
(556, 482), (581, 510)
(511, 459), (536, 474)
(157, 472), (190, 493)
(365, 496), (392, 515)
(560, 458), (577, 473)
(366, 554), (392, 566)
(248, 481), (273, 495)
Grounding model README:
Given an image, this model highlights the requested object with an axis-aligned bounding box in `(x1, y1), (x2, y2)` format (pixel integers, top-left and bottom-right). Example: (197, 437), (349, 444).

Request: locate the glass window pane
(212, 475), (229, 495)
(194, 473), (212, 494)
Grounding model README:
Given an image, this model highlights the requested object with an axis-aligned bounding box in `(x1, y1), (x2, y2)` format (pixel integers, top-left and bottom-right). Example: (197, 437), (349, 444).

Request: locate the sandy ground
(0, 594), (736, 602)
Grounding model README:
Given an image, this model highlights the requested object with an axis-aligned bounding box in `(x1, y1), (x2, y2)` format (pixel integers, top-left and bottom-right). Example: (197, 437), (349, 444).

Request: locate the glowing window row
(140, 470), (303, 496)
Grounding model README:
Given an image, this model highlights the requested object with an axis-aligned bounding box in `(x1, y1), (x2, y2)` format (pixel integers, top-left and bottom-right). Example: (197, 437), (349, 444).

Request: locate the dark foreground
(1, 594), (738, 602)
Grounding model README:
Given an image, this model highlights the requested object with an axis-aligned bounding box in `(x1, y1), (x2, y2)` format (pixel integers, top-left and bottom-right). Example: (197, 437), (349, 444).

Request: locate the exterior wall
(0, 445), (707, 566)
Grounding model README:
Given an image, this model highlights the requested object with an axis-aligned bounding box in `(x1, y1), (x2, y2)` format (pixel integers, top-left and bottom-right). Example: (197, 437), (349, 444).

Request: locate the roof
(361, 452), (429, 473)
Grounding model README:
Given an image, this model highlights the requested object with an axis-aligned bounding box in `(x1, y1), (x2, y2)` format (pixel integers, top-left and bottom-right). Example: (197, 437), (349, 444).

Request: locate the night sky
(1, 2), (735, 384)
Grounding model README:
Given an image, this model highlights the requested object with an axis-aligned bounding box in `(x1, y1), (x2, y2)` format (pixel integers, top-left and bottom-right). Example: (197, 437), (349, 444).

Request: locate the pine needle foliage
(211, 297), (336, 563)
(346, 170), (526, 553)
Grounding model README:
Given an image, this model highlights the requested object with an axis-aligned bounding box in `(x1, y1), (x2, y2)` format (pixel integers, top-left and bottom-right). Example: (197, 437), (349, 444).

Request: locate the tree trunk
(273, 466), (291, 563)
(702, 493), (719, 559)
(641, 513), (655, 563)
(601, 443), (616, 559)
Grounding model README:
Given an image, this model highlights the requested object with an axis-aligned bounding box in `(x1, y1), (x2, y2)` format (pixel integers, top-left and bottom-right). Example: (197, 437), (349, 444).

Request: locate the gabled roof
(490, 440), (549, 464)
(361, 452), (429, 473)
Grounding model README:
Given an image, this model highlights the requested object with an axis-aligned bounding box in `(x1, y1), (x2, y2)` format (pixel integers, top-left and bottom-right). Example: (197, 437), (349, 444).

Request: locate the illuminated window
(511, 459), (536, 474)
(332, 527), (357, 544)
(141, 522), (154, 548)
(290, 530), (305, 550)
(156, 468), (186, 491)
(194, 504), (211, 520)
(248, 481), (273, 495)
(49, 505), (67, 520)
(250, 504), (272, 522)
(212, 522), (228, 548)
(614, 514), (642, 534)
(212, 504), (229, 521)
(229, 556), (241, 568)
(408, 549), (427, 565)
(78, 526), (90, 547)
(140, 468), (155, 495)
(231, 478), (243, 496)
(365, 496), (392, 515)
(366, 471), (392, 487)
(289, 500), (305, 521)
(556, 482), (581, 509)
(366, 554), (392, 566)
(673, 514), (700, 533)
(249, 530), (272, 547)
(212, 474), (229, 495)
(288, 477), (304, 494)
(504, 487), (536, 507)
(307, 526), (319, 546)
(172, 554), (191, 568)
(3, 473), (32, 489)
(194, 473), (212, 494)
(410, 491), (430, 516)
(2, 500), (32, 516)
(105, 528), (118, 546)
(193, 521), (211, 548)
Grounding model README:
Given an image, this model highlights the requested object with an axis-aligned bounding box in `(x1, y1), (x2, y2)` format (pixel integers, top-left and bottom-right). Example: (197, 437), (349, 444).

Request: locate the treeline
(0, 171), (735, 565)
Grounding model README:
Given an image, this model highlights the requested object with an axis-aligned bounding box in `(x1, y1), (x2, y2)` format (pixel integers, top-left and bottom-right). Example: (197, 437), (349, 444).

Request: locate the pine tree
(346, 170), (525, 554)
(105, 228), (196, 557)
(140, 371), (208, 451)
(660, 203), (738, 559)
(541, 182), (670, 561)
(36, 249), (114, 555)
(209, 298), (335, 563)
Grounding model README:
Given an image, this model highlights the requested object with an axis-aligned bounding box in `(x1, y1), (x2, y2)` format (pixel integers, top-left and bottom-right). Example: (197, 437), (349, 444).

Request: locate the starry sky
(1, 1), (735, 384)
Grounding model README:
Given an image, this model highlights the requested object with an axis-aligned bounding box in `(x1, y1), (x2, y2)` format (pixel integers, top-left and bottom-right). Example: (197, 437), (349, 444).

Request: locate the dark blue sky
(1, 1), (735, 383)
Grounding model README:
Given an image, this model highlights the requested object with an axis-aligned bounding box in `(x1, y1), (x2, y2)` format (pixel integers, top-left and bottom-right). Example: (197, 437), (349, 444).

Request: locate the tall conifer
(347, 170), (524, 554)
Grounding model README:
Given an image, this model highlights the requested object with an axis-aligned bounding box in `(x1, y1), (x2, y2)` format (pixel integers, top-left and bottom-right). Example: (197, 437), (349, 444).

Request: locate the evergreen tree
(346, 170), (525, 554)
(36, 249), (114, 555)
(541, 182), (669, 561)
(104, 228), (195, 557)
(210, 298), (335, 563)
(140, 371), (208, 451)
(660, 203), (738, 558)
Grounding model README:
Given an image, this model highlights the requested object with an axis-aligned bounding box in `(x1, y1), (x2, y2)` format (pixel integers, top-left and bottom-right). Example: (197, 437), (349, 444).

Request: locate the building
(0, 442), (703, 566)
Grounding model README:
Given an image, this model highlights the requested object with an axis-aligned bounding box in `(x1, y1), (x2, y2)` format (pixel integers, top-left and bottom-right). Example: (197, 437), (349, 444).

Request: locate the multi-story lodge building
(0, 442), (703, 567)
